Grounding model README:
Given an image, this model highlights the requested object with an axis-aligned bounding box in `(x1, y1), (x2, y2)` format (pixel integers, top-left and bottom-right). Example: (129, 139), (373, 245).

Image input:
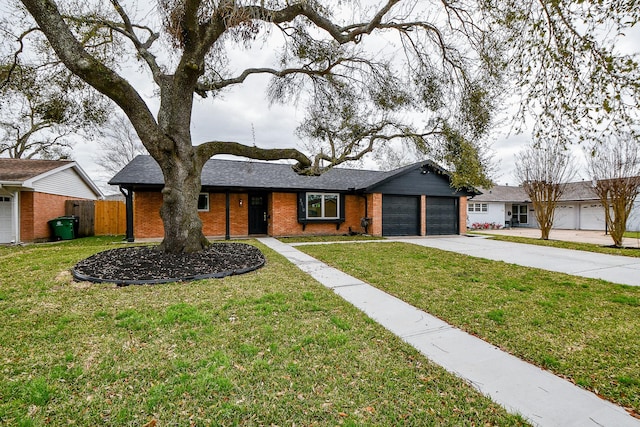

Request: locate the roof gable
(0, 158), (74, 182)
(0, 158), (102, 198)
(366, 161), (477, 197)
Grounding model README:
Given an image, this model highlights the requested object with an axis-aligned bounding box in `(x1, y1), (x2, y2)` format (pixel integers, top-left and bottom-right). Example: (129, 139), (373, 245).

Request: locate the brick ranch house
(109, 155), (478, 240)
(0, 158), (103, 243)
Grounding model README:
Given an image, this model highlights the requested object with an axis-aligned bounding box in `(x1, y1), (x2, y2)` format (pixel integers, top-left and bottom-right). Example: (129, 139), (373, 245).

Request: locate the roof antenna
(246, 123), (256, 172)
(251, 123), (257, 147)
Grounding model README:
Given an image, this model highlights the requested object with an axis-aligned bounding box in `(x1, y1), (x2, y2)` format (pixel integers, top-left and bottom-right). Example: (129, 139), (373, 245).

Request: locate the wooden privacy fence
(65, 199), (126, 237)
(95, 200), (127, 236)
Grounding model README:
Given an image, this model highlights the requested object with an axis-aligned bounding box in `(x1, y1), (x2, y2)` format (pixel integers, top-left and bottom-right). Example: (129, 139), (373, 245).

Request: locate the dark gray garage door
(426, 197), (458, 235)
(382, 195), (420, 236)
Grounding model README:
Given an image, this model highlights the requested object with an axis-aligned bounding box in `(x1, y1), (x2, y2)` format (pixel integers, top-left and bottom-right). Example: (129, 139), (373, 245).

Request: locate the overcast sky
(53, 5), (640, 193)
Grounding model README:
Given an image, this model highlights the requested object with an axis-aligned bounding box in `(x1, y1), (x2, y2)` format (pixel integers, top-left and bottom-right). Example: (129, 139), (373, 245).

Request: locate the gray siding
(369, 168), (465, 197)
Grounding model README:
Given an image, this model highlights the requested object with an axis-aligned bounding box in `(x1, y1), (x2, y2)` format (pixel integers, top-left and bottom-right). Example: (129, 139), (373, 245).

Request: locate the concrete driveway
(396, 235), (640, 287)
(473, 228), (640, 247)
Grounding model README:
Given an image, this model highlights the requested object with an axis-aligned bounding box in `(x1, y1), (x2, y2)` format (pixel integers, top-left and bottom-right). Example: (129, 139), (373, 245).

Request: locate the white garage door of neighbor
(580, 203), (605, 231)
(0, 196), (14, 243)
(553, 204), (577, 229)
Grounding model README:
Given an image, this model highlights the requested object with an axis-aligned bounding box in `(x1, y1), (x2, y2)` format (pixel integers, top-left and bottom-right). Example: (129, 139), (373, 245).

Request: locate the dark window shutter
(339, 193), (346, 221)
(297, 192), (306, 222)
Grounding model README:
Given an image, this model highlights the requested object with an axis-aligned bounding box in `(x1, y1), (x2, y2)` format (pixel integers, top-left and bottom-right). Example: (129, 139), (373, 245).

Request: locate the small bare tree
(515, 139), (577, 240)
(587, 134), (640, 247)
(95, 113), (148, 176)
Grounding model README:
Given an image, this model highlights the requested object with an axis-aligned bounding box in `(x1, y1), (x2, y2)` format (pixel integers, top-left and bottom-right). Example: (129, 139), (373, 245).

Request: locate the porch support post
(13, 190), (20, 243)
(225, 191), (230, 240)
(120, 186), (135, 242)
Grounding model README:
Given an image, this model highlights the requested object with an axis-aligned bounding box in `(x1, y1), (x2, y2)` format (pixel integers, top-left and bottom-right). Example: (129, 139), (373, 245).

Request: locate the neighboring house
(109, 155), (478, 240)
(468, 181), (640, 231)
(0, 158), (103, 243)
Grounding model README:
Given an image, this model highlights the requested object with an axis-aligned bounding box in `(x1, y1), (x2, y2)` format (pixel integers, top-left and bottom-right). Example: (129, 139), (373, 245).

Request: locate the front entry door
(248, 193), (268, 235)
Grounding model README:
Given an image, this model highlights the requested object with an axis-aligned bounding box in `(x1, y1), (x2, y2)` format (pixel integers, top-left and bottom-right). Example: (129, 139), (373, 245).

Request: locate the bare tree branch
(195, 140), (312, 173)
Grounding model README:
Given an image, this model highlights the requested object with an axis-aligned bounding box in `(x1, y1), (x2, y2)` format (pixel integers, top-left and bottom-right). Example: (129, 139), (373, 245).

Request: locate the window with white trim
(306, 193), (339, 219)
(512, 204), (528, 224)
(468, 202), (488, 212)
(197, 193), (209, 211)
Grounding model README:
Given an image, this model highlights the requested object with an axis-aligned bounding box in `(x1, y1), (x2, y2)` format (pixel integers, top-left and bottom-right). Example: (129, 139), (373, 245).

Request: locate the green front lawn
(0, 237), (526, 426)
(299, 242), (640, 415)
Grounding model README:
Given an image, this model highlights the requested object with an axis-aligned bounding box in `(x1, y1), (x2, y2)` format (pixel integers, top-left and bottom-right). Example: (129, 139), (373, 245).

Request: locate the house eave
(123, 183), (364, 194)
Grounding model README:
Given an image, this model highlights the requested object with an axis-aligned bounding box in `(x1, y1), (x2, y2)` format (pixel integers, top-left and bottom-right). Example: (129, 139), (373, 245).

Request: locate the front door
(248, 193), (268, 235)
(511, 204), (528, 226)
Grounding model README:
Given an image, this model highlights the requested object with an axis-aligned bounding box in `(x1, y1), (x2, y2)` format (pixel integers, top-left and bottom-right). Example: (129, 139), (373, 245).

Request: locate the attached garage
(382, 195), (420, 236)
(0, 196), (13, 243)
(426, 197), (459, 235)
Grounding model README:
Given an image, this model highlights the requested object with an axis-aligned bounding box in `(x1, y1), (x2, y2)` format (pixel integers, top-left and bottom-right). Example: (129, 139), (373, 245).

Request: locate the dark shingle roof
(0, 158), (73, 182)
(110, 155), (440, 192)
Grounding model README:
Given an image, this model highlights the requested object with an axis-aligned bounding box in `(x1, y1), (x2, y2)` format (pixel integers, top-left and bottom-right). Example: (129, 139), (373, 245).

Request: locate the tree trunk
(540, 225), (551, 240)
(156, 153), (209, 253)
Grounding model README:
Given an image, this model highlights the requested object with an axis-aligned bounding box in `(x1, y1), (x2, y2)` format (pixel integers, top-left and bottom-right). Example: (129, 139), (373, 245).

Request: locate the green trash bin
(48, 216), (77, 240)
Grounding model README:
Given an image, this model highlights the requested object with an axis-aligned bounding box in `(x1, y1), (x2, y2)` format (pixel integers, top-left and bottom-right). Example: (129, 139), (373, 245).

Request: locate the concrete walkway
(397, 235), (640, 287)
(258, 237), (640, 427)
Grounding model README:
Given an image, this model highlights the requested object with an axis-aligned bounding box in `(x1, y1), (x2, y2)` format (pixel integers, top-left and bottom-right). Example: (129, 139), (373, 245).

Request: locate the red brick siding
(133, 191), (251, 239)
(459, 196), (468, 234)
(20, 191), (83, 242)
(368, 193), (382, 236)
(132, 190), (463, 238)
(133, 191), (163, 238)
(200, 193), (248, 237)
(269, 192), (368, 237)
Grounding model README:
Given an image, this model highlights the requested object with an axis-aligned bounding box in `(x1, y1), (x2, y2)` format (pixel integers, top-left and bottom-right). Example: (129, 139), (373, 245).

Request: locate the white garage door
(627, 200), (640, 232)
(553, 204), (577, 229)
(0, 196), (13, 243)
(579, 203), (605, 231)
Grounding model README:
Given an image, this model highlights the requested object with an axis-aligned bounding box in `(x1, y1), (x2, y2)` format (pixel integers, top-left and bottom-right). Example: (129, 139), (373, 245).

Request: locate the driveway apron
(258, 237), (640, 427)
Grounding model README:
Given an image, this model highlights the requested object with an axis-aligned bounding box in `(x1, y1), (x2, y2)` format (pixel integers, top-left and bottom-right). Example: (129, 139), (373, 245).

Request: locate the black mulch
(72, 243), (265, 285)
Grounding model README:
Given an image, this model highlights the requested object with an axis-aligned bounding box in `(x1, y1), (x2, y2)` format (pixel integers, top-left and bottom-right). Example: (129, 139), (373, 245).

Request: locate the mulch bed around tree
(72, 243), (265, 285)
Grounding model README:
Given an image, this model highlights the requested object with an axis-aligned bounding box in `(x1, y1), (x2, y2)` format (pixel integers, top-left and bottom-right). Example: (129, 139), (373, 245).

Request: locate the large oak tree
(10, 0), (639, 252)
